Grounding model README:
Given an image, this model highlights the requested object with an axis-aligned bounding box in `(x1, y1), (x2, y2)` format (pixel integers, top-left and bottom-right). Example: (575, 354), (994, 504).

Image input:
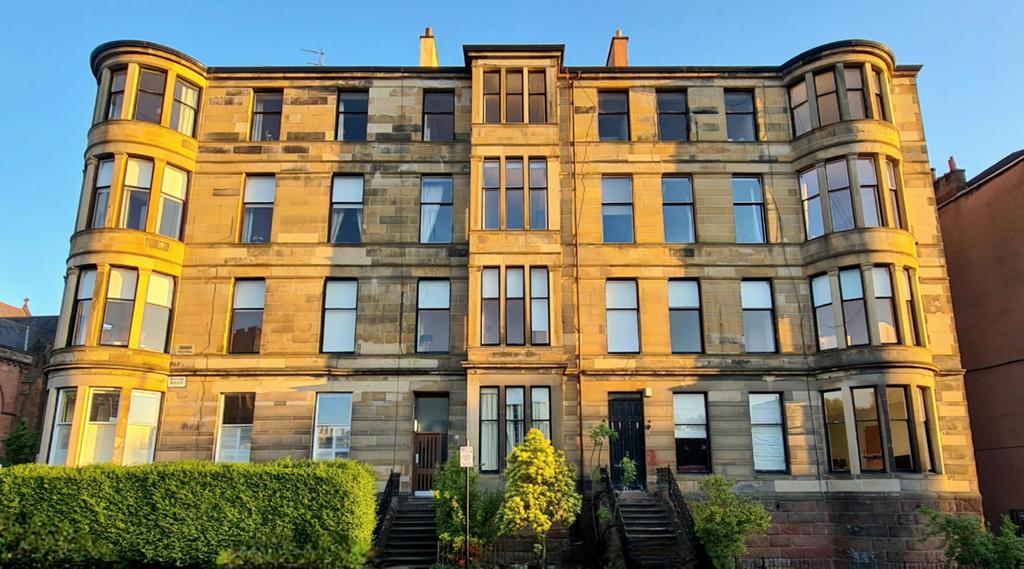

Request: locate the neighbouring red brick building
(0, 299), (57, 459)
(934, 150), (1024, 529)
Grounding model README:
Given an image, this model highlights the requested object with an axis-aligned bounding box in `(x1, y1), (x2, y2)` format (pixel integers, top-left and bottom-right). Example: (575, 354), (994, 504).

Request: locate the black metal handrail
(656, 467), (712, 567)
(598, 466), (628, 547)
(372, 470), (401, 545)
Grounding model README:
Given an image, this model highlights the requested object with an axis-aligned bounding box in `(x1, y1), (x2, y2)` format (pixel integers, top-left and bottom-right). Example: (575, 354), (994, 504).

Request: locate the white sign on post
(459, 446), (473, 468)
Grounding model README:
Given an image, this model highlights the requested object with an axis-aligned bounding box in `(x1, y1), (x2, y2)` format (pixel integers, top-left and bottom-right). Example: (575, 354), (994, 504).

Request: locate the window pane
(245, 176), (276, 203)
(726, 114), (755, 142)
(606, 281), (638, 309)
(140, 304), (171, 351)
(135, 70), (166, 123)
(314, 393), (353, 460)
(417, 310), (450, 352)
(599, 92), (628, 113)
(668, 280), (699, 308)
(323, 310), (356, 352)
(670, 310), (701, 353)
(230, 310), (263, 353)
(234, 280), (266, 309)
(603, 205), (634, 243)
(125, 158), (153, 188)
(506, 190), (524, 230)
(793, 104), (812, 136)
(811, 275), (832, 306)
(124, 390), (162, 465)
(480, 388), (499, 470)
(732, 177), (763, 201)
(751, 425), (785, 471)
(839, 269), (863, 300)
(659, 114), (687, 141)
(418, 280), (450, 308)
(599, 115), (629, 141)
(531, 298), (549, 344)
(507, 299), (525, 345)
(607, 311), (639, 353)
(789, 81), (807, 105)
(531, 268), (549, 298)
(734, 205), (766, 243)
(482, 299), (499, 345)
(741, 281), (772, 309)
(749, 393), (782, 423)
(743, 311), (776, 352)
(664, 205), (695, 243)
(242, 207), (272, 243)
(325, 280), (357, 309)
(223, 393), (255, 424)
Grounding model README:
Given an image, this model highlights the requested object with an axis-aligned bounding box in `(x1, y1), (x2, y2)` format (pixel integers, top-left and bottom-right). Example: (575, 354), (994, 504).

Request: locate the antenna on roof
(301, 47), (326, 66)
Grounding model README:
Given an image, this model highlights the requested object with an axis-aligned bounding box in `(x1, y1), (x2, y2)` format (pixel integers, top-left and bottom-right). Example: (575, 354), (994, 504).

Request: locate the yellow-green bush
(0, 458), (376, 568)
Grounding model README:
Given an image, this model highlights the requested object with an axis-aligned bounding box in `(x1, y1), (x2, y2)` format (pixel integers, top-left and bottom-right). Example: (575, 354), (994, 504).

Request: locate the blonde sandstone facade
(40, 32), (978, 561)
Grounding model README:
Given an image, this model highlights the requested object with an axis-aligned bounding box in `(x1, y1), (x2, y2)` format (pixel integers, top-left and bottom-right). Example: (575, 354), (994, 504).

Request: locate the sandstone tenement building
(39, 31), (978, 561)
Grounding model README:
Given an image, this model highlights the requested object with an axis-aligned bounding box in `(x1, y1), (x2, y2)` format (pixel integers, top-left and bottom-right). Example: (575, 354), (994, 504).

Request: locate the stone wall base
(742, 492), (982, 565)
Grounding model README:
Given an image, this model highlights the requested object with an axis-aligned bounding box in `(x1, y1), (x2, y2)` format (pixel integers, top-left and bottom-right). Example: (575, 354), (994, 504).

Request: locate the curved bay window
(798, 155), (905, 240)
(788, 63), (891, 137)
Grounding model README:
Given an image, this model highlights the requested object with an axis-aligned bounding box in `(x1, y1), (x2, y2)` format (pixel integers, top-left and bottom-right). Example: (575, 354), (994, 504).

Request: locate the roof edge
(91, 40), (207, 77)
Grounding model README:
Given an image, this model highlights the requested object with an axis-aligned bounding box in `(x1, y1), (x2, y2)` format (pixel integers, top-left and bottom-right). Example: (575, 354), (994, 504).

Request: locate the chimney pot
(424, 27), (433, 37)
(948, 156), (958, 172)
(21, 297), (30, 316)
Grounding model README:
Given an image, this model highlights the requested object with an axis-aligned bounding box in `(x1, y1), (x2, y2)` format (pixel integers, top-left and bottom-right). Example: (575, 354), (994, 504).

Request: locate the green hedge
(0, 458), (377, 568)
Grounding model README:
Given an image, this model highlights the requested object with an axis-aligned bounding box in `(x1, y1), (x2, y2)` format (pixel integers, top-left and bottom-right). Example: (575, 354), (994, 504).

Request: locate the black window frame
(480, 386), (500, 472)
(329, 175), (364, 245)
(335, 90), (369, 142)
(822, 389), (850, 472)
(415, 278), (451, 354)
(529, 267), (550, 346)
(483, 71), (501, 124)
(133, 67), (167, 124)
(724, 89), (757, 142)
(505, 158), (525, 230)
(170, 77), (200, 137)
(106, 67), (128, 121)
(731, 176), (767, 244)
(422, 90), (455, 142)
(482, 158), (501, 230)
(597, 91), (630, 142)
(668, 278), (703, 354)
(250, 91), (283, 142)
(662, 175), (696, 244)
(419, 175), (454, 244)
(481, 267), (500, 346)
(99, 266), (139, 347)
(229, 279), (265, 355)
(748, 391), (789, 474)
(528, 70), (546, 124)
(505, 267), (525, 346)
(505, 70), (523, 124)
(852, 386), (886, 473)
(605, 279), (641, 354)
(839, 267), (870, 347)
(601, 176), (635, 244)
(740, 279), (778, 354)
(68, 267), (97, 347)
(673, 391), (711, 474)
(886, 385), (916, 473)
(240, 175), (276, 244)
(320, 278), (359, 354)
(528, 157), (547, 230)
(656, 89), (688, 142)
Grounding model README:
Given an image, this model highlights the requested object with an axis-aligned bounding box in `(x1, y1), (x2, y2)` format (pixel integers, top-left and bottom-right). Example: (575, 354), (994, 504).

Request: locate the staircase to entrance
(377, 495), (438, 569)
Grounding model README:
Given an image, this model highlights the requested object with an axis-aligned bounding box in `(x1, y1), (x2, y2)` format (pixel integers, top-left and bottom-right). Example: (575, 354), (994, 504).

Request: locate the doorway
(609, 392), (646, 489)
(412, 394), (449, 492)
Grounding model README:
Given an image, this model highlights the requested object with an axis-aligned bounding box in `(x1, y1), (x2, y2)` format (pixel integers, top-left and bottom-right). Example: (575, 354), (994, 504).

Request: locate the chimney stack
(419, 27), (439, 68)
(606, 29), (629, 67)
(933, 154), (967, 206)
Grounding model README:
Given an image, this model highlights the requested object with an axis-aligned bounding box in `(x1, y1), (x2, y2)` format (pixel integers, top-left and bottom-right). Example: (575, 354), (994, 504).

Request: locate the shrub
(0, 458), (376, 568)
(690, 474), (772, 569)
(1, 420), (40, 466)
(619, 456), (638, 490)
(922, 508), (1024, 568)
(433, 456), (504, 559)
(500, 428), (582, 565)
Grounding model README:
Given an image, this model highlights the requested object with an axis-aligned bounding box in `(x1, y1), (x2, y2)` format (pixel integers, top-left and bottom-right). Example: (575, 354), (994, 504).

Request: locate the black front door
(609, 393), (646, 489)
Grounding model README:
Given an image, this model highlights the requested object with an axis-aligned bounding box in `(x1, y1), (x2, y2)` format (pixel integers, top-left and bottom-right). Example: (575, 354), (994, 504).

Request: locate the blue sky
(1, 0), (1021, 314)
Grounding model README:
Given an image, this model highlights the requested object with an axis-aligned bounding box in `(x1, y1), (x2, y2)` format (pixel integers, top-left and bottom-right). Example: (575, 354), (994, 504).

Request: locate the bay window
(69, 268), (97, 346)
(139, 273), (175, 352)
(100, 268), (137, 346)
(48, 388), (77, 465)
(123, 390), (162, 465)
(134, 69), (166, 124)
(120, 158), (153, 231)
(80, 388), (120, 465)
(170, 78), (200, 136)
(822, 390), (850, 472)
(852, 387), (884, 472)
(800, 167), (824, 239)
(106, 69), (127, 120)
(839, 268), (869, 347)
(857, 158), (882, 227)
(157, 165), (188, 239)
(886, 386), (914, 472)
(89, 159), (114, 228)
(873, 266), (899, 344)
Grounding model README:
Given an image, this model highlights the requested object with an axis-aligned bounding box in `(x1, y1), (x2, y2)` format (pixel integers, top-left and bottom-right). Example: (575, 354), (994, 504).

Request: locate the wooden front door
(609, 393), (647, 489)
(412, 432), (445, 491)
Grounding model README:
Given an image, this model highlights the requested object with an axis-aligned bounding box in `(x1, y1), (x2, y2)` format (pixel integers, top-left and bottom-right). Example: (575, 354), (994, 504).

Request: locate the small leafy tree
(500, 428), (582, 565)
(922, 508), (1024, 568)
(691, 474), (772, 569)
(433, 457), (503, 563)
(619, 456), (638, 490)
(587, 422), (618, 482)
(1, 421), (40, 466)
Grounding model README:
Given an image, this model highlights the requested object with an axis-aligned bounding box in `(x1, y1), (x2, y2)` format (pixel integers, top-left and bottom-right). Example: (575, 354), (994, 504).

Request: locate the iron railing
(372, 470), (401, 545)
(598, 466), (628, 550)
(735, 559), (948, 569)
(656, 466), (713, 567)
(437, 537), (567, 567)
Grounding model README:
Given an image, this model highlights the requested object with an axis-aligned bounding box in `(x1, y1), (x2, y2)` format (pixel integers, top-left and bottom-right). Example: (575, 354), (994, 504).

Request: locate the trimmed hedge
(0, 458), (377, 568)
